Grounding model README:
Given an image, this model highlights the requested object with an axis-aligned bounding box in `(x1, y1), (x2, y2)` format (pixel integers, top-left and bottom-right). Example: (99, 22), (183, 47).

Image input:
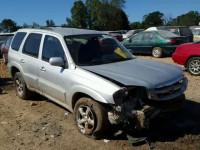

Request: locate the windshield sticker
(114, 47), (127, 58)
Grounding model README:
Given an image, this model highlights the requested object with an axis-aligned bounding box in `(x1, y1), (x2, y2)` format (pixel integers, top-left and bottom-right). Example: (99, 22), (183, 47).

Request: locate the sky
(0, 0), (199, 26)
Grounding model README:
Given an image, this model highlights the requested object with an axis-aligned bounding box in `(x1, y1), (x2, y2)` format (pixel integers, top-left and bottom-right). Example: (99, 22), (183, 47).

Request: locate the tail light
(168, 40), (176, 44)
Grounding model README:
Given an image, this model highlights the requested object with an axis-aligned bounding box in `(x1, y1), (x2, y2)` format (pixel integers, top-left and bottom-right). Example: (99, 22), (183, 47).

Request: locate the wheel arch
(10, 66), (20, 79)
(71, 87), (111, 110)
(184, 55), (200, 67)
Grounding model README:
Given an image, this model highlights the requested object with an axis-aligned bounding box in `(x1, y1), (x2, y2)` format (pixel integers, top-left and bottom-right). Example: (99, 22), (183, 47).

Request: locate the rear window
(11, 32), (26, 51)
(157, 30), (178, 38)
(157, 27), (179, 35)
(179, 27), (192, 36)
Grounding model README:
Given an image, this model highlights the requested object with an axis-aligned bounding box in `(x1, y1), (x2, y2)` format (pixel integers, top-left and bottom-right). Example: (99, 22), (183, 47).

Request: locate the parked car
(191, 29), (200, 42)
(105, 31), (123, 42)
(116, 30), (127, 34)
(172, 41), (200, 75)
(189, 26), (200, 42)
(122, 29), (144, 39)
(8, 27), (187, 139)
(146, 26), (193, 43)
(1, 36), (13, 64)
(0, 33), (15, 58)
(121, 30), (186, 57)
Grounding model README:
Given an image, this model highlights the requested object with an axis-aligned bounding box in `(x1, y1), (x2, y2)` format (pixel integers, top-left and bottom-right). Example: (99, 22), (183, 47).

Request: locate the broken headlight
(113, 88), (128, 106)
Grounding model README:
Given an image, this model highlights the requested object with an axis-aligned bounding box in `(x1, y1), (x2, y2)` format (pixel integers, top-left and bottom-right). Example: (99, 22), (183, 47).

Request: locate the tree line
(0, 0), (200, 32)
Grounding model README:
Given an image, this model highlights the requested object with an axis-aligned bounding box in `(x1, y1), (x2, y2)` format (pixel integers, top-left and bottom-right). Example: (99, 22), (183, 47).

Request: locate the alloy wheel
(15, 77), (24, 97)
(189, 59), (200, 75)
(76, 105), (95, 135)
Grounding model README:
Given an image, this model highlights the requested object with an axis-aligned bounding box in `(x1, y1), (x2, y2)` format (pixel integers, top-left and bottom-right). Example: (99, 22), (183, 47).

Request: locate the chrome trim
(155, 74), (184, 89)
(148, 77), (188, 101)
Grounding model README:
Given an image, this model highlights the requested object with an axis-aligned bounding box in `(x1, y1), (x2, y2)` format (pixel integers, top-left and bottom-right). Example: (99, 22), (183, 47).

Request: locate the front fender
(68, 85), (115, 109)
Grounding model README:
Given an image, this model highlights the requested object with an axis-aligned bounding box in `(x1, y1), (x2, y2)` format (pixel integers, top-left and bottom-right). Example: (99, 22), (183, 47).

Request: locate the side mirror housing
(127, 38), (131, 42)
(49, 57), (64, 67)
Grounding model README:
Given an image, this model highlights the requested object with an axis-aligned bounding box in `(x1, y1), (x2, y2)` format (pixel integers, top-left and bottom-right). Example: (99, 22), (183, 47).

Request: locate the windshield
(65, 34), (133, 66)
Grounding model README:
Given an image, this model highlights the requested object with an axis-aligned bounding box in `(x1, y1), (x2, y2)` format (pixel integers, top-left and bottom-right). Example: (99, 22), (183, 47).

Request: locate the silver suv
(8, 27), (188, 139)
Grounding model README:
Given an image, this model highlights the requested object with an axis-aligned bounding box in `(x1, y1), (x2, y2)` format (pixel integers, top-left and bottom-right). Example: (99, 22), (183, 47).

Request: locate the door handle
(20, 59), (25, 63)
(40, 66), (46, 72)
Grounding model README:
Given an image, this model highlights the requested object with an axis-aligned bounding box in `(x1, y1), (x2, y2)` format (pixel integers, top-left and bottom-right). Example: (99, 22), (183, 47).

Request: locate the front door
(38, 35), (69, 104)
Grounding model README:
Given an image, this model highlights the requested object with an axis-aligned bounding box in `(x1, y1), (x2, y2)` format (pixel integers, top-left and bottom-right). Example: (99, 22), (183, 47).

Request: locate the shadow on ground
(0, 78), (13, 94)
(148, 99), (200, 142)
(109, 99), (200, 148)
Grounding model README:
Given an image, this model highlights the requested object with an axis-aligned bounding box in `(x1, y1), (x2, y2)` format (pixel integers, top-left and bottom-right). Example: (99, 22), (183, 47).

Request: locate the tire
(14, 72), (31, 99)
(74, 97), (110, 139)
(186, 57), (200, 76)
(2, 54), (7, 64)
(152, 47), (163, 58)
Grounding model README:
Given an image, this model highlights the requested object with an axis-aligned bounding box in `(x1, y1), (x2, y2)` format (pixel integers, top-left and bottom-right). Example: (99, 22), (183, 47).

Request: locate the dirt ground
(0, 56), (200, 150)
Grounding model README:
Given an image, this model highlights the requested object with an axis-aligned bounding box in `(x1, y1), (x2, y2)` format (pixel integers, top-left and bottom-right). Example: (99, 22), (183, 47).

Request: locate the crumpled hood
(81, 58), (183, 89)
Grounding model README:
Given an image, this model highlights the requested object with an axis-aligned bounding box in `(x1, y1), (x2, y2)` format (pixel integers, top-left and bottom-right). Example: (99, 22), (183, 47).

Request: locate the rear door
(38, 34), (70, 104)
(140, 32), (156, 54)
(21, 33), (42, 89)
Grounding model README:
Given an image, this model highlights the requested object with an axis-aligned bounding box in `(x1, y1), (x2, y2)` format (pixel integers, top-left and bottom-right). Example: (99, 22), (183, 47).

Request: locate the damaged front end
(108, 87), (159, 130)
(108, 77), (188, 130)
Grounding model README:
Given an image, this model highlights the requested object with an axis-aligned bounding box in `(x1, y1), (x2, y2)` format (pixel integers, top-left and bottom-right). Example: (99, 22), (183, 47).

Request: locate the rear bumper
(161, 46), (177, 55)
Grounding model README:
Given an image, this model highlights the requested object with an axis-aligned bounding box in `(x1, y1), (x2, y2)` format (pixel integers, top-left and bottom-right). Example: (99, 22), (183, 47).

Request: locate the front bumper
(172, 52), (188, 65)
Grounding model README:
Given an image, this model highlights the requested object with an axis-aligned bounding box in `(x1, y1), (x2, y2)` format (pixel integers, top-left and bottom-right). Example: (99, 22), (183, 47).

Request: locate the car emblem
(169, 87), (175, 94)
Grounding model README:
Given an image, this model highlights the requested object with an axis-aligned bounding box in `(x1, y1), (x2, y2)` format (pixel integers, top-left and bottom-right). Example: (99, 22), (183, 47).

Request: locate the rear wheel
(14, 72), (31, 99)
(186, 57), (200, 76)
(152, 47), (163, 58)
(74, 97), (110, 139)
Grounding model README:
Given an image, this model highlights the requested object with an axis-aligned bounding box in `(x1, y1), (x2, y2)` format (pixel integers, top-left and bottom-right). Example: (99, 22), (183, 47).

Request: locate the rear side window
(180, 28), (192, 36)
(23, 33), (42, 58)
(11, 32), (26, 51)
(42, 35), (65, 62)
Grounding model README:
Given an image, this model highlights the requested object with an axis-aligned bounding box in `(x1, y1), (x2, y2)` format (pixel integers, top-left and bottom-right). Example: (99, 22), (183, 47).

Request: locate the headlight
(113, 88), (127, 106)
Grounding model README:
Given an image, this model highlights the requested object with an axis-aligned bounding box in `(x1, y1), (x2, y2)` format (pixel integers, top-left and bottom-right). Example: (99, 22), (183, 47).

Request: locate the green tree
(101, 0), (126, 8)
(0, 19), (18, 32)
(32, 22), (40, 28)
(46, 20), (55, 27)
(66, 0), (88, 28)
(175, 11), (200, 26)
(67, 0), (129, 30)
(142, 11), (164, 28)
(97, 3), (129, 30)
(130, 22), (143, 29)
(86, 0), (101, 29)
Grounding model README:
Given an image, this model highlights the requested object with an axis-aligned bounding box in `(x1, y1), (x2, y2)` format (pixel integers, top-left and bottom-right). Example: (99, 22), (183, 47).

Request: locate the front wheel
(74, 97), (110, 139)
(152, 47), (163, 58)
(186, 57), (200, 76)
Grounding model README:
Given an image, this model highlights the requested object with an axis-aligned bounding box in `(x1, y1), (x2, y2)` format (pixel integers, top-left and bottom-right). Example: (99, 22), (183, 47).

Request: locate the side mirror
(127, 38), (131, 42)
(49, 57), (64, 67)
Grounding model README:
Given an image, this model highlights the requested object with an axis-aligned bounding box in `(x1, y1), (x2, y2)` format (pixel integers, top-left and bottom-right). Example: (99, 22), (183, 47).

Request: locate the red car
(172, 41), (200, 75)
(1, 36), (13, 64)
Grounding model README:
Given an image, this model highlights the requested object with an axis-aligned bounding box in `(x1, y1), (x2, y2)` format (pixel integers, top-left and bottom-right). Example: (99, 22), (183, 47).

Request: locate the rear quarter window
(11, 32), (27, 51)
(180, 28), (193, 36)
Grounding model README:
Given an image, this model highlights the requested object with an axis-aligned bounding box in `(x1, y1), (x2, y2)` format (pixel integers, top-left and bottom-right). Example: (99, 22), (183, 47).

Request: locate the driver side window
(42, 35), (65, 62)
